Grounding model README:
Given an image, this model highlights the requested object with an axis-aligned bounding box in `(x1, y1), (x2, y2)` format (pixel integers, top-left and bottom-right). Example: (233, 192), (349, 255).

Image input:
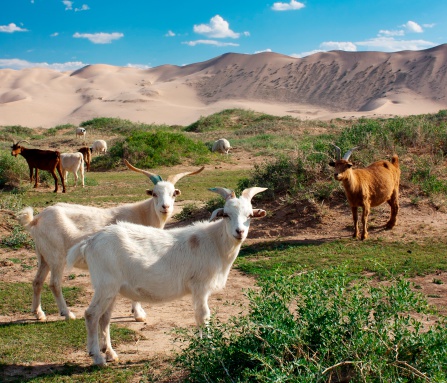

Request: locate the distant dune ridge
(1, 44), (446, 128)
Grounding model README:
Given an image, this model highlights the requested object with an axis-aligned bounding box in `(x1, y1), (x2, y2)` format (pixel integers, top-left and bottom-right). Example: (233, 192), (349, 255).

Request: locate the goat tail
(391, 154), (399, 169)
(66, 240), (89, 271)
(16, 206), (34, 229)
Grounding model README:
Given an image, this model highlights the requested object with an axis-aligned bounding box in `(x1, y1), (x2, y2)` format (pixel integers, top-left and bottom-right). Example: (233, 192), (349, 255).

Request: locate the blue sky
(1, 0), (446, 71)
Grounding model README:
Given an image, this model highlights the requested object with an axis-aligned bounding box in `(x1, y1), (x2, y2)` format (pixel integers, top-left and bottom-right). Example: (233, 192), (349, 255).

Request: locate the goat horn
(123, 159), (163, 185)
(167, 166), (205, 185)
(16, 140), (31, 146)
(241, 187), (268, 201)
(208, 187), (236, 200)
(331, 144), (341, 160)
(342, 147), (359, 161)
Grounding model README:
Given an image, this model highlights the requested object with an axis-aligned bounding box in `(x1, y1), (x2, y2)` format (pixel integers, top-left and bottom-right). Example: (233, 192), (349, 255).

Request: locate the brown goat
(329, 146), (400, 240)
(11, 140), (66, 193)
(78, 146), (92, 172)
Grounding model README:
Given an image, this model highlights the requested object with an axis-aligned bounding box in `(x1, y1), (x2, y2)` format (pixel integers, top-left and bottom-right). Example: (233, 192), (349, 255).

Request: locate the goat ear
(329, 161), (335, 167)
(146, 189), (153, 196)
(209, 208), (225, 222)
(251, 209), (266, 218)
(174, 189), (181, 197)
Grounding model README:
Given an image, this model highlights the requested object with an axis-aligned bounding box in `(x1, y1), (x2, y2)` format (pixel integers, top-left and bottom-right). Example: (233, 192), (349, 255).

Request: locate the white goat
(60, 152), (85, 188)
(212, 138), (231, 155)
(76, 127), (86, 140)
(16, 160), (204, 322)
(66, 186), (267, 366)
(91, 140), (107, 155)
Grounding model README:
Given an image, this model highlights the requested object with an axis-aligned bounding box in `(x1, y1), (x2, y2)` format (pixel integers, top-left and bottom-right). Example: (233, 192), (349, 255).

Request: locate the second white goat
(67, 186), (267, 365)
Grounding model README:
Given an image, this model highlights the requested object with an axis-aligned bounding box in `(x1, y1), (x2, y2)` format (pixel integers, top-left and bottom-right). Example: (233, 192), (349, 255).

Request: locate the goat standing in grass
(78, 147), (91, 172)
(60, 152), (84, 188)
(329, 145), (400, 240)
(66, 186), (267, 366)
(11, 140), (66, 193)
(16, 160), (204, 322)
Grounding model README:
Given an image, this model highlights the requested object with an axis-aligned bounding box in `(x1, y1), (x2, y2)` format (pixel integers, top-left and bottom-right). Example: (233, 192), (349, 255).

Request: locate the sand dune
(1, 44), (447, 128)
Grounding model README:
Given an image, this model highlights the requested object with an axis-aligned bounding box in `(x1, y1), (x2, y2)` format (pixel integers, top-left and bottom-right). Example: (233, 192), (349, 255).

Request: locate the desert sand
(1, 44), (447, 128)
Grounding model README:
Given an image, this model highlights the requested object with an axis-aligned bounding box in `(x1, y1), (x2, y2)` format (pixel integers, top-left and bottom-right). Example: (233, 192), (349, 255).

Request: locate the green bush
(175, 268), (447, 382)
(122, 131), (211, 168)
(0, 150), (28, 188)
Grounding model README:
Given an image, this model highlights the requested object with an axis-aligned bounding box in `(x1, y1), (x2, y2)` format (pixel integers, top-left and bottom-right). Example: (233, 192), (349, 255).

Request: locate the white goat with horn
(329, 145), (400, 240)
(66, 186), (267, 365)
(17, 160), (204, 322)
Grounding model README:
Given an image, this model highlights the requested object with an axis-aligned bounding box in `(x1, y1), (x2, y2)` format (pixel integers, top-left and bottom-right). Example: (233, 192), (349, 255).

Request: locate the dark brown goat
(11, 141), (66, 193)
(78, 146), (92, 172)
(329, 146), (400, 240)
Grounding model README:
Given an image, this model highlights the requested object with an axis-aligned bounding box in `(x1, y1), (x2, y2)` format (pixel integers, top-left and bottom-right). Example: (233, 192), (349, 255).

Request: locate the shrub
(0, 150), (28, 188)
(122, 131), (211, 168)
(175, 268), (447, 382)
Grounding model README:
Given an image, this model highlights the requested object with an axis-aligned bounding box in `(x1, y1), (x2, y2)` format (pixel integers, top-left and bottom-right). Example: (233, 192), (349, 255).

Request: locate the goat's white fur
(66, 186), (266, 365)
(60, 152), (85, 188)
(91, 140), (107, 154)
(212, 138), (231, 154)
(76, 127), (86, 139)
(16, 161), (204, 322)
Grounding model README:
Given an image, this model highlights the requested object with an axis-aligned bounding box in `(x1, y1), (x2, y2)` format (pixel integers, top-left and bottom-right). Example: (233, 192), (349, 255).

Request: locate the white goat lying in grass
(17, 160), (204, 322)
(66, 186), (267, 366)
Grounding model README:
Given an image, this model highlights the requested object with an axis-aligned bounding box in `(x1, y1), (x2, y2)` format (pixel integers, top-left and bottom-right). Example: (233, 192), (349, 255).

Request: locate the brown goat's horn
(342, 147), (359, 161)
(123, 159), (163, 185)
(209, 187), (236, 200)
(16, 140), (31, 146)
(331, 144), (341, 160)
(167, 166), (205, 185)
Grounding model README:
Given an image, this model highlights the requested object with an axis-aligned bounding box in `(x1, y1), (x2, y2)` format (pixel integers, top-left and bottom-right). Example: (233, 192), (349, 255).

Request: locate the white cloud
(182, 39), (239, 47)
(63, 0), (73, 10)
(165, 30), (175, 37)
(0, 58), (86, 71)
(404, 20), (423, 33)
(320, 41), (357, 51)
(255, 49), (272, 54)
(0, 23), (28, 33)
(356, 36), (434, 51)
(193, 15), (240, 39)
(73, 32), (124, 44)
(271, 0), (305, 11)
(423, 23), (435, 28)
(51, 32), (59, 37)
(378, 29), (405, 37)
(75, 4), (90, 12)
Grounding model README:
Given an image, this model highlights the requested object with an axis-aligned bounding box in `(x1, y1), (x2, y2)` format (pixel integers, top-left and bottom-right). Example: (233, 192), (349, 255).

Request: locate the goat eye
(152, 193), (158, 198)
(222, 213), (229, 218)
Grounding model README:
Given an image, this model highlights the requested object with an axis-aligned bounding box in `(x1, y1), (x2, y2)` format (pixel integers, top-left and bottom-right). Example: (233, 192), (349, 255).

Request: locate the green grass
(0, 282), (84, 316)
(236, 239), (447, 279)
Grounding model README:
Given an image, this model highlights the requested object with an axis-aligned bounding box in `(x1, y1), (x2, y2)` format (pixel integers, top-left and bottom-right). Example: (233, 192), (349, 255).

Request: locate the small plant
(433, 278), (444, 285)
(0, 225), (34, 249)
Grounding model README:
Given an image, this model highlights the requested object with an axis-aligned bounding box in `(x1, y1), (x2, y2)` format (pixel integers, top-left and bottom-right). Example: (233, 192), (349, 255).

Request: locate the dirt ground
(1, 151), (447, 379)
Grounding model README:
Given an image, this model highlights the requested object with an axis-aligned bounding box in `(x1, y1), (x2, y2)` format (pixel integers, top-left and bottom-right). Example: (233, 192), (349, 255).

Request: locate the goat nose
(236, 228), (245, 235)
(162, 204), (170, 210)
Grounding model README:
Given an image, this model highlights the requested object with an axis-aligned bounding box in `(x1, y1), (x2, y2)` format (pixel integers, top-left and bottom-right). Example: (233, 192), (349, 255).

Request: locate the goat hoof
(35, 312), (47, 321)
(134, 316), (146, 322)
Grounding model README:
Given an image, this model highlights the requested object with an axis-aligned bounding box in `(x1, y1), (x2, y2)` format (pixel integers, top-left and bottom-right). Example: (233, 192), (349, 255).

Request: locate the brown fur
(78, 146), (92, 172)
(330, 155), (400, 240)
(11, 144), (66, 193)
